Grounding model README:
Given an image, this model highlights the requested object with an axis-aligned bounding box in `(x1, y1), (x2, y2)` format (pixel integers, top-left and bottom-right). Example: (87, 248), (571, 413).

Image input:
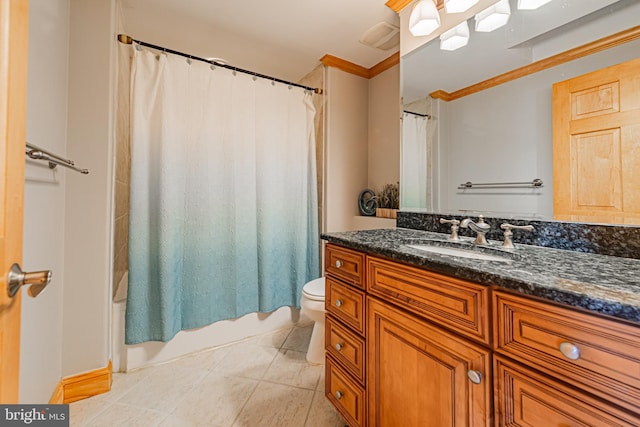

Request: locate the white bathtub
(112, 272), (305, 372)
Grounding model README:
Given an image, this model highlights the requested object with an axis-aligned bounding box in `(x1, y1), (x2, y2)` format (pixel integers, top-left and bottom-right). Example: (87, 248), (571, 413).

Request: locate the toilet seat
(302, 277), (325, 301)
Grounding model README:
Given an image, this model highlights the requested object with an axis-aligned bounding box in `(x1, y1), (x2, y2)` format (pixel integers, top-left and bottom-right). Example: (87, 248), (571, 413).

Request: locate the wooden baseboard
(48, 381), (64, 404)
(59, 361), (112, 404)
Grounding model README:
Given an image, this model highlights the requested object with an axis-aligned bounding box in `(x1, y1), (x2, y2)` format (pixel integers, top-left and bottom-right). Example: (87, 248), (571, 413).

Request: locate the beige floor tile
(71, 326), (319, 426)
(163, 344), (232, 372)
(282, 324), (313, 352)
(263, 349), (322, 390)
(157, 414), (209, 427)
(304, 391), (347, 427)
(316, 369), (326, 392)
(83, 402), (166, 427)
(117, 364), (207, 413)
(245, 327), (293, 348)
(213, 342), (279, 379)
(102, 369), (149, 402)
(232, 381), (314, 427)
(69, 395), (112, 426)
(172, 371), (258, 426)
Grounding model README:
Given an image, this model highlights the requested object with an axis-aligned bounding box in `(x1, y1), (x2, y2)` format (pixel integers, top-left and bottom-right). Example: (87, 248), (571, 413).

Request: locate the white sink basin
(405, 244), (511, 262)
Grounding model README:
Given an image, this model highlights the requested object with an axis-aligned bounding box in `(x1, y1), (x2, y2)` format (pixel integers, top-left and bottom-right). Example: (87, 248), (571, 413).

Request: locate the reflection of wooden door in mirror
(553, 57), (640, 225)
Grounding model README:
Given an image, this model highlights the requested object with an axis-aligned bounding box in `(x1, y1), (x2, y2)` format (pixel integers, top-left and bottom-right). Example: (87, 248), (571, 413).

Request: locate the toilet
(300, 276), (326, 364)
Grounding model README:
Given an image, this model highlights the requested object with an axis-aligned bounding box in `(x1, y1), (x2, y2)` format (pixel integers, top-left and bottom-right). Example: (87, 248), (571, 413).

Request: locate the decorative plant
(377, 182), (399, 210)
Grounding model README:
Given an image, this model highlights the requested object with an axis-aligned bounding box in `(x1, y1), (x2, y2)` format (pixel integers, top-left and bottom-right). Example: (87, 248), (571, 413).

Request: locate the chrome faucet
(460, 215), (491, 245)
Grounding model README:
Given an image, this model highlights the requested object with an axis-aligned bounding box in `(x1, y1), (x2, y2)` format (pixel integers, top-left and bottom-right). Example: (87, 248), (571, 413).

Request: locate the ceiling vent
(359, 22), (400, 51)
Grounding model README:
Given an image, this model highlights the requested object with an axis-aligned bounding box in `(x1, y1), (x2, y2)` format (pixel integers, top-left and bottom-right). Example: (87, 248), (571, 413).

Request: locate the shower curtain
(401, 112), (429, 209)
(125, 48), (319, 344)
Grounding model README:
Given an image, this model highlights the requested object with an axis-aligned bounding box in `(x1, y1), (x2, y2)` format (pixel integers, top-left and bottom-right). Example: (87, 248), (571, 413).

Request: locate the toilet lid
(302, 277), (325, 300)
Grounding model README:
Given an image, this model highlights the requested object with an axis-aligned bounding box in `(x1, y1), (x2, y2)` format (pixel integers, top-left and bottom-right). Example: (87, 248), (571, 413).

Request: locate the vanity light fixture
(517, 0), (553, 10)
(409, 0), (441, 37)
(475, 0), (511, 32)
(444, 0), (479, 14)
(440, 20), (470, 51)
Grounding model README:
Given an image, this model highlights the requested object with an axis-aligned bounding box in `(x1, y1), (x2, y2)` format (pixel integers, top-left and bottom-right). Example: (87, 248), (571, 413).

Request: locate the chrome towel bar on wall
(457, 179), (543, 190)
(25, 142), (89, 175)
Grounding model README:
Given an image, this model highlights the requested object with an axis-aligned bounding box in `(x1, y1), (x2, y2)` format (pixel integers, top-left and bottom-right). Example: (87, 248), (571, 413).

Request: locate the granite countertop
(321, 228), (640, 324)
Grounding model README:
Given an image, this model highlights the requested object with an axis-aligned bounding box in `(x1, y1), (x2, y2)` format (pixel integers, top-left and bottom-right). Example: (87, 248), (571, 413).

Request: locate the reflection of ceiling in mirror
(401, 0), (637, 104)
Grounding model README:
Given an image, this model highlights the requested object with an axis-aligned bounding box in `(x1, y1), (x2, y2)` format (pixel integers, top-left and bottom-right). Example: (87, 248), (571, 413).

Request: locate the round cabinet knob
(335, 260), (343, 268)
(335, 391), (344, 400)
(559, 342), (580, 360)
(467, 370), (482, 384)
(335, 343), (343, 351)
(335, 299), (344, 307)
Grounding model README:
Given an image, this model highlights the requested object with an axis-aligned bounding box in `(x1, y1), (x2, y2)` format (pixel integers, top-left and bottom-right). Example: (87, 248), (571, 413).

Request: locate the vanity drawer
(326, 316), (366, 386)
(494, 290), (640, 414)
(494, 355), (640, 426)
(366, 256), (490, 345)
(326, 277), (366, 335)
(326, 356), (366, 427)
(325, 244), (365, 289)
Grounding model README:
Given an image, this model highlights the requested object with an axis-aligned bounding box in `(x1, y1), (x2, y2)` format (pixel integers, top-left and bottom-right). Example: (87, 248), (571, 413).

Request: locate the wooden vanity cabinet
(324, 244), (367, 426)
(494, 290), (640, 423)
(364, 255), (493, 427)
(324, 243), (640, 426)
(367, 297), (492, 427)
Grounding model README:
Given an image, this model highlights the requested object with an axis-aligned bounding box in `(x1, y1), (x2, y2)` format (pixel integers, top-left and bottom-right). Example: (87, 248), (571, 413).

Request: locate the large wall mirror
(400, 0), (640, 224)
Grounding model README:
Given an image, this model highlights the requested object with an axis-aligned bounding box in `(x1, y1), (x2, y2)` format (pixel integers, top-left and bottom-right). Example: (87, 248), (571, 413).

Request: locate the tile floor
(70, 323), (347, 427)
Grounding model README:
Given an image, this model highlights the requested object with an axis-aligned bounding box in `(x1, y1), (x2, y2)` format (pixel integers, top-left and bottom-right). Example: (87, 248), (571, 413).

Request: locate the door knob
(7, 263), (52, 298)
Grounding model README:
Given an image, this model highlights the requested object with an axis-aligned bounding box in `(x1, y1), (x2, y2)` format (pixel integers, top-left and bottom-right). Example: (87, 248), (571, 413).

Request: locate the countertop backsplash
(397, 211), (640, 260)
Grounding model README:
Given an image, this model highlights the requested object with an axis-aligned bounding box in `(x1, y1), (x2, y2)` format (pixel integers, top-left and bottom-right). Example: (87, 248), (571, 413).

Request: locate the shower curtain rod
(403, 110), (431, 119)
(117, 34), (323, 95)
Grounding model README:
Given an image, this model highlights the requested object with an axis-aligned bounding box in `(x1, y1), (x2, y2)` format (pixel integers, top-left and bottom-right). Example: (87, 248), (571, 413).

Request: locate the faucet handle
(439, 218), (461, 241)
(500, 223), (534, 249)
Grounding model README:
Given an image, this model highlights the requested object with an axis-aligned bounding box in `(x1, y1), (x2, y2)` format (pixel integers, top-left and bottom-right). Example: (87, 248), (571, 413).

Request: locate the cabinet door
(367, 297), (492, 427)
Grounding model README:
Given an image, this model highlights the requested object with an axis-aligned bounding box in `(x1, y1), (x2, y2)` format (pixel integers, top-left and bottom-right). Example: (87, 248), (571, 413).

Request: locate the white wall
(368, 64), (400, 193)
(21, 0), (116, 401)
(62, 0), (116, 377)
(20, 0), (70, 403)
(119, 4), (312, 83)
(323, 64), (400, 233)
(324, 67), (369, 233)
(437, 39), (640, 218)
